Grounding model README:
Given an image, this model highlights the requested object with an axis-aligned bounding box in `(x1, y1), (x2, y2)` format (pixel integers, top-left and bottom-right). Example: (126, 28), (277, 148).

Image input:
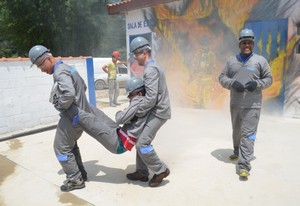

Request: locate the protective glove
(67, 103), (80, 125)
(231, 80), (245, 92)
(245, 80), (257, 92)
(72, 115), (80, 126)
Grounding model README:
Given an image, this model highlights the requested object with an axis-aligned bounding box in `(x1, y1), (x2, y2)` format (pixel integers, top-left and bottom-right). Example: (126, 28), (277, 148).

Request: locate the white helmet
(130, 37), (151, 53)
(126, 77), (144, 95)
(28, 45), (50, 66)
(239, 28), (255, 43)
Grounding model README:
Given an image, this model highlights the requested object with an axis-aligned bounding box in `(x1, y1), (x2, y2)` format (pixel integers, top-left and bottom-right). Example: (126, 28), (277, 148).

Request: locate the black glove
(245, 80), (257, 92)
(232, 81), (245, 92)
(52, 94), (64, 112)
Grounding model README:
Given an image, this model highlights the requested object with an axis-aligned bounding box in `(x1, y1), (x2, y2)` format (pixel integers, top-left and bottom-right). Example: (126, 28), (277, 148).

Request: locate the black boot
(126, 171), (149, 182)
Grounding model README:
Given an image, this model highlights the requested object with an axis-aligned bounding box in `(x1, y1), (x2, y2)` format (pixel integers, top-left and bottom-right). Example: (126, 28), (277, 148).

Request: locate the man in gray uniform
(219, 28), (272, 178)
(29, 45), (93, 192)
(28, 45), (137, 192)
(126, 36), (171, 187)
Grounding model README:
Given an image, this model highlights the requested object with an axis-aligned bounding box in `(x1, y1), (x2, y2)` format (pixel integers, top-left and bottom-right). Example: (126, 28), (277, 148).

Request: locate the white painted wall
(0, 58), (90, 135)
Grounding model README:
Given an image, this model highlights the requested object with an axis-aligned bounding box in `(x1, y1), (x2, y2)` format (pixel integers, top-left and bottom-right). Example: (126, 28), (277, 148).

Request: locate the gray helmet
(130, 37), (151, 53)
(126, 77), (144, 95)
(28, 45), (50, 66)
(239, 28), (254, 42)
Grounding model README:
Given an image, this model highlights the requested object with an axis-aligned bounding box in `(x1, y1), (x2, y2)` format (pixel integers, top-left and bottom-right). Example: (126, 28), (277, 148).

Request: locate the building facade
(108, 0), (300, 117)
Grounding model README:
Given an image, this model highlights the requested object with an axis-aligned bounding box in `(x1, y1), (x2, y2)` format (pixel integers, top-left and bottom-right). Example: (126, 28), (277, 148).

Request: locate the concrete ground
(1, 97), (300, 206)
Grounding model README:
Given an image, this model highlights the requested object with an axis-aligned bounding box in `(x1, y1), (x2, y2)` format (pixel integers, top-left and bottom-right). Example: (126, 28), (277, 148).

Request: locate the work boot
(148, 168), (170, 187)
(229, 154), (239, 161)
(239, 169), (250, 178)
(126, 171), (149, 182)
(60, 177), (85, 192)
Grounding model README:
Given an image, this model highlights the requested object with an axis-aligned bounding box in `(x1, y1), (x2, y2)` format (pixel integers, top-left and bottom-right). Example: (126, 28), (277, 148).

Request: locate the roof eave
(107, 0), (179, 15)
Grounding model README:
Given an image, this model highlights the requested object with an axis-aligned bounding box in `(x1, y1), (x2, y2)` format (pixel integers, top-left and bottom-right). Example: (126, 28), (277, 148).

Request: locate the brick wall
(0, 58), (89, 135)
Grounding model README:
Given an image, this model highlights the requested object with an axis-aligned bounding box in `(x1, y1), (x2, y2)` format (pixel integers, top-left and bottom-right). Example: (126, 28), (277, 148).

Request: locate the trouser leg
(136, 114), (168, 175)
(108, 80), (114, 104)
(238, 108), (260, 172)
(90, 105), (119, 129)
(135, 151), (149, 176)
(72, 141), (87, 179)
(113, 81), (119, 104)
(239, 136), (255, 171)
(54, 116), (83, 181)
(77, 107), (123, 154)
(230, 107), (241, 155)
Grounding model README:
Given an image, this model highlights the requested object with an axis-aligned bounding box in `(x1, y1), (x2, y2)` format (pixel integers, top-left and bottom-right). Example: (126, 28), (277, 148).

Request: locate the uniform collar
(236, 52), (253, 63)
(54, 59), (63, 73)
(145, 59), (154, 66)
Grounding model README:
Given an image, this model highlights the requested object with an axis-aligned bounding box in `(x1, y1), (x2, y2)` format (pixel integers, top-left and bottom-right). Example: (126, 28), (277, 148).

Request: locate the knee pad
(247, 133), (256, 140)
(139, 145), (153, 155)
(57, 154), (68, 162)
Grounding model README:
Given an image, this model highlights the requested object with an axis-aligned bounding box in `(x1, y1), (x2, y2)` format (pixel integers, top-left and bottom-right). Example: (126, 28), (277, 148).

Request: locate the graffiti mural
(130, 0), (300, 116)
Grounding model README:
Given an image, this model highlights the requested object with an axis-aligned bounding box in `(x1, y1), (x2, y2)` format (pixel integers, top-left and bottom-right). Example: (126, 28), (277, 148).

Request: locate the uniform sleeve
(257, 58), (273, 90)
(219, 60), (234, 90)
(115, 97), (142, 124)
(55, 70), (76, 110)
(136, 68), (159, 117)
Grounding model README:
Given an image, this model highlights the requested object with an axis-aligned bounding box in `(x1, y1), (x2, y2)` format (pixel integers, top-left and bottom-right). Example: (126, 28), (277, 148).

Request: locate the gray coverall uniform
(134, 59), (171, 176)
(219, 53), (272, 172)
(75, 96), (148, 153)
(51, 60), (118, 181)
(115, 96), (149, 138)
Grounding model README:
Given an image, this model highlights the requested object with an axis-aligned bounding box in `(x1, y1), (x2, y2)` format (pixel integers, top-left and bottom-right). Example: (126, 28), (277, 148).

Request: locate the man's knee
(137, 145), (154, 155)
(57, 154), (69, 162)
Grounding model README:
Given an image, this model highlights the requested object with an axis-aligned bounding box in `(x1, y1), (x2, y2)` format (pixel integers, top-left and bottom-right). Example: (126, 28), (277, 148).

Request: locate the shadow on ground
(210, 148), (236, 164)
(58, 161), (152, 187)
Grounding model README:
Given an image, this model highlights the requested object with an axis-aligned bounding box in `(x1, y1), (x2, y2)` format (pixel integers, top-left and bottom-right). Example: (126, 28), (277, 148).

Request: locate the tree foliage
(0, 0), (126, 57)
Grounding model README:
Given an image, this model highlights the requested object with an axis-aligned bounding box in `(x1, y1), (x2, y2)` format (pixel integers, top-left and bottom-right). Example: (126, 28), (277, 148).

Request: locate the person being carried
(67, 76), (149, 154)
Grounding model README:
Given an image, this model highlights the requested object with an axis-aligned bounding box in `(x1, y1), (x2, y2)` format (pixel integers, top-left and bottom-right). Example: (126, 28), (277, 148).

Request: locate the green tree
(0, 0), (126, 57)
